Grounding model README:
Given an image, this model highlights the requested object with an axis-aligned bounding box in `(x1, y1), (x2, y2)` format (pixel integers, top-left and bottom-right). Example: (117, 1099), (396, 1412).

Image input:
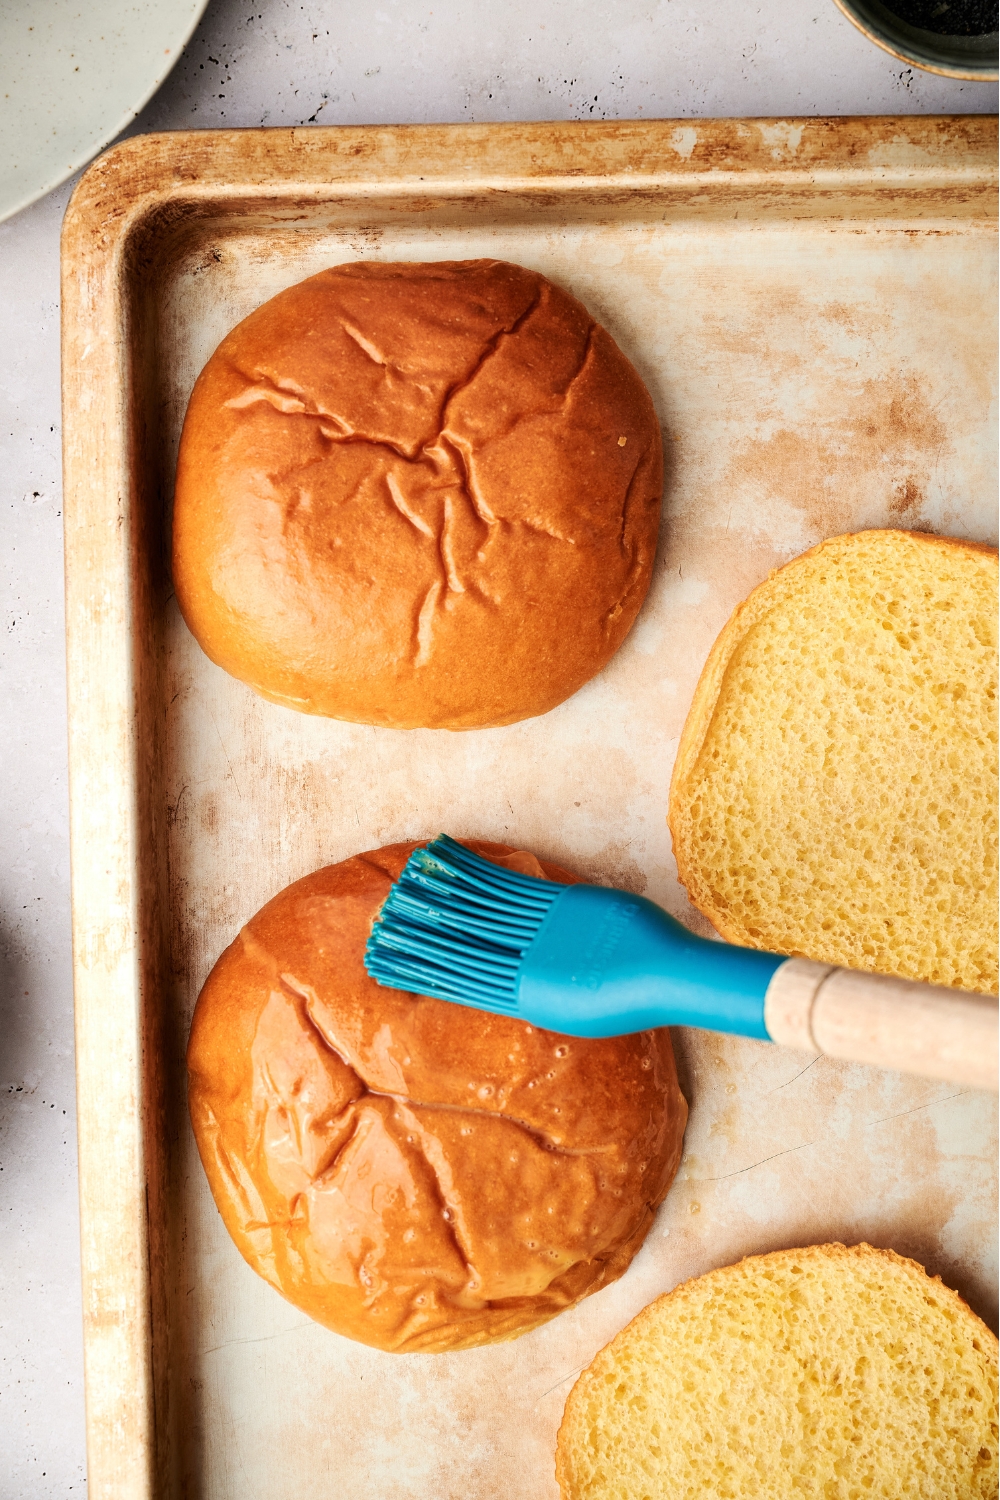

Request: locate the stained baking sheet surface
(63, 122), (998, 1499)
(164, 219), (997, 1500)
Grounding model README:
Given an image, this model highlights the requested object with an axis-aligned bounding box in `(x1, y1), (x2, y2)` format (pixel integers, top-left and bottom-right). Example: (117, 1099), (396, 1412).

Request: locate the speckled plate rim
(0, 0), (210, 225)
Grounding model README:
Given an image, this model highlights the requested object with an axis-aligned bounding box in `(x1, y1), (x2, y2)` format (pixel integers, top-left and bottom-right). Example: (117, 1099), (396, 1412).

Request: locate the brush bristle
(364, 835), (565, 1011)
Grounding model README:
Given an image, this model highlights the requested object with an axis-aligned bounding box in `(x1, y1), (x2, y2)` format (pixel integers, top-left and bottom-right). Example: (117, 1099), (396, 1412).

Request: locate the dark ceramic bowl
(834, 0), (999, 78)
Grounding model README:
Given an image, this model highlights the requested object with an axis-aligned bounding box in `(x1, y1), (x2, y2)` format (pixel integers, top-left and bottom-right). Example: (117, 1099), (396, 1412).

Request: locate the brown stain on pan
(671, 1030), (999, 1334)
(74, 118), (995, 1499)
(725, 372), (949, 537)
(574, 838), (649, 895)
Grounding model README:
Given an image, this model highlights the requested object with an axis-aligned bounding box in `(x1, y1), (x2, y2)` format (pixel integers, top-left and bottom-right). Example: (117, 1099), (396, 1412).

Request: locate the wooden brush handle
(764, 958), (998, 1090)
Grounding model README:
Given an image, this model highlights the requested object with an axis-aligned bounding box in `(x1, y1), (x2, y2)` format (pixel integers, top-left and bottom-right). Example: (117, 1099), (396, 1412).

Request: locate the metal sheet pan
(61, 117), (998, 1499)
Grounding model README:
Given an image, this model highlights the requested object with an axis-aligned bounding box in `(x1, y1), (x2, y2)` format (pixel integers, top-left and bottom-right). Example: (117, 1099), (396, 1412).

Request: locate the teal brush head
(364, 835), (785, 1040)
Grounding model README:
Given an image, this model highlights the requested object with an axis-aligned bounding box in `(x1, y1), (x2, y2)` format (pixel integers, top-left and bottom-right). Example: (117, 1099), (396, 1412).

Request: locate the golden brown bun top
(172, 259), (663, 729)
(187, 841), (687, 1353)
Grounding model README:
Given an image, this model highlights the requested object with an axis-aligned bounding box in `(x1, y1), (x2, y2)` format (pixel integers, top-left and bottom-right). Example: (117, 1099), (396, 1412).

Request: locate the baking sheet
(62, 118), (998, 1499)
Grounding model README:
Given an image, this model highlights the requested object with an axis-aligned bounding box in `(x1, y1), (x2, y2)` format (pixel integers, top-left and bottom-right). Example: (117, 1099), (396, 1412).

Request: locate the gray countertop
(0, 0), (995, 1492)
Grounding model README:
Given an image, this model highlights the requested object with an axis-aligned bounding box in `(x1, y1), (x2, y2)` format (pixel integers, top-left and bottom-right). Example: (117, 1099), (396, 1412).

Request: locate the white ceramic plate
(0, 0), (210, 224)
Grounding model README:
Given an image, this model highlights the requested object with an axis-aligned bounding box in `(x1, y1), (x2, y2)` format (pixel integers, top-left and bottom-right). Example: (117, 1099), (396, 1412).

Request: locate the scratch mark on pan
(863, 1091), (968, 1130)
(208, 709), (242, 799)
(535, 1363), (587, 1406)
(766, 1056), (820, 1095)
(703, 1138), (817, 1182)
(201, 1322), (315, 1356)
(167, 781), (189, 829)
(701, 1092), (971, 1184)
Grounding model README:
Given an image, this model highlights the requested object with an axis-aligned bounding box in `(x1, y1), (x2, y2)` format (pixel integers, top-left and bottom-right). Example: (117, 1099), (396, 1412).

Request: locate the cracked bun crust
(172, 260), (663, 729)
(186, 840), (687, 1353)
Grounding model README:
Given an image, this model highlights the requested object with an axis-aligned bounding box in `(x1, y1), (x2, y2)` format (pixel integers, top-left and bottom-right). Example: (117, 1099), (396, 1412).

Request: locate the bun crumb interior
(556, 1242), (999, 1500)
(669, 530), (999, 993)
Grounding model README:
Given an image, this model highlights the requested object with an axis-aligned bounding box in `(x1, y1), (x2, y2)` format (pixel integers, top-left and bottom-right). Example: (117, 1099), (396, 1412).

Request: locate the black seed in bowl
(884, 0), (998, 34)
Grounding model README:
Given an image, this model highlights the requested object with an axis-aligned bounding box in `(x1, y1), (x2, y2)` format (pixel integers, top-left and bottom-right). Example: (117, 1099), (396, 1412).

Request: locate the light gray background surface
(1, 1), (996, 1492)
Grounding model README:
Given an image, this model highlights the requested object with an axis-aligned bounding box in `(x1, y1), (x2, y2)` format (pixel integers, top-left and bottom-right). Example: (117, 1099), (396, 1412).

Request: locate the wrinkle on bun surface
(187, 841), (687, 1353)
(172, 260), (663, 729)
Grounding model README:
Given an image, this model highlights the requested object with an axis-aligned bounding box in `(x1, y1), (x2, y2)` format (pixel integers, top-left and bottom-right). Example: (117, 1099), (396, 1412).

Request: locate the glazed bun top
(172, 259), (663, 730)
(186, 841), (687, 1353)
